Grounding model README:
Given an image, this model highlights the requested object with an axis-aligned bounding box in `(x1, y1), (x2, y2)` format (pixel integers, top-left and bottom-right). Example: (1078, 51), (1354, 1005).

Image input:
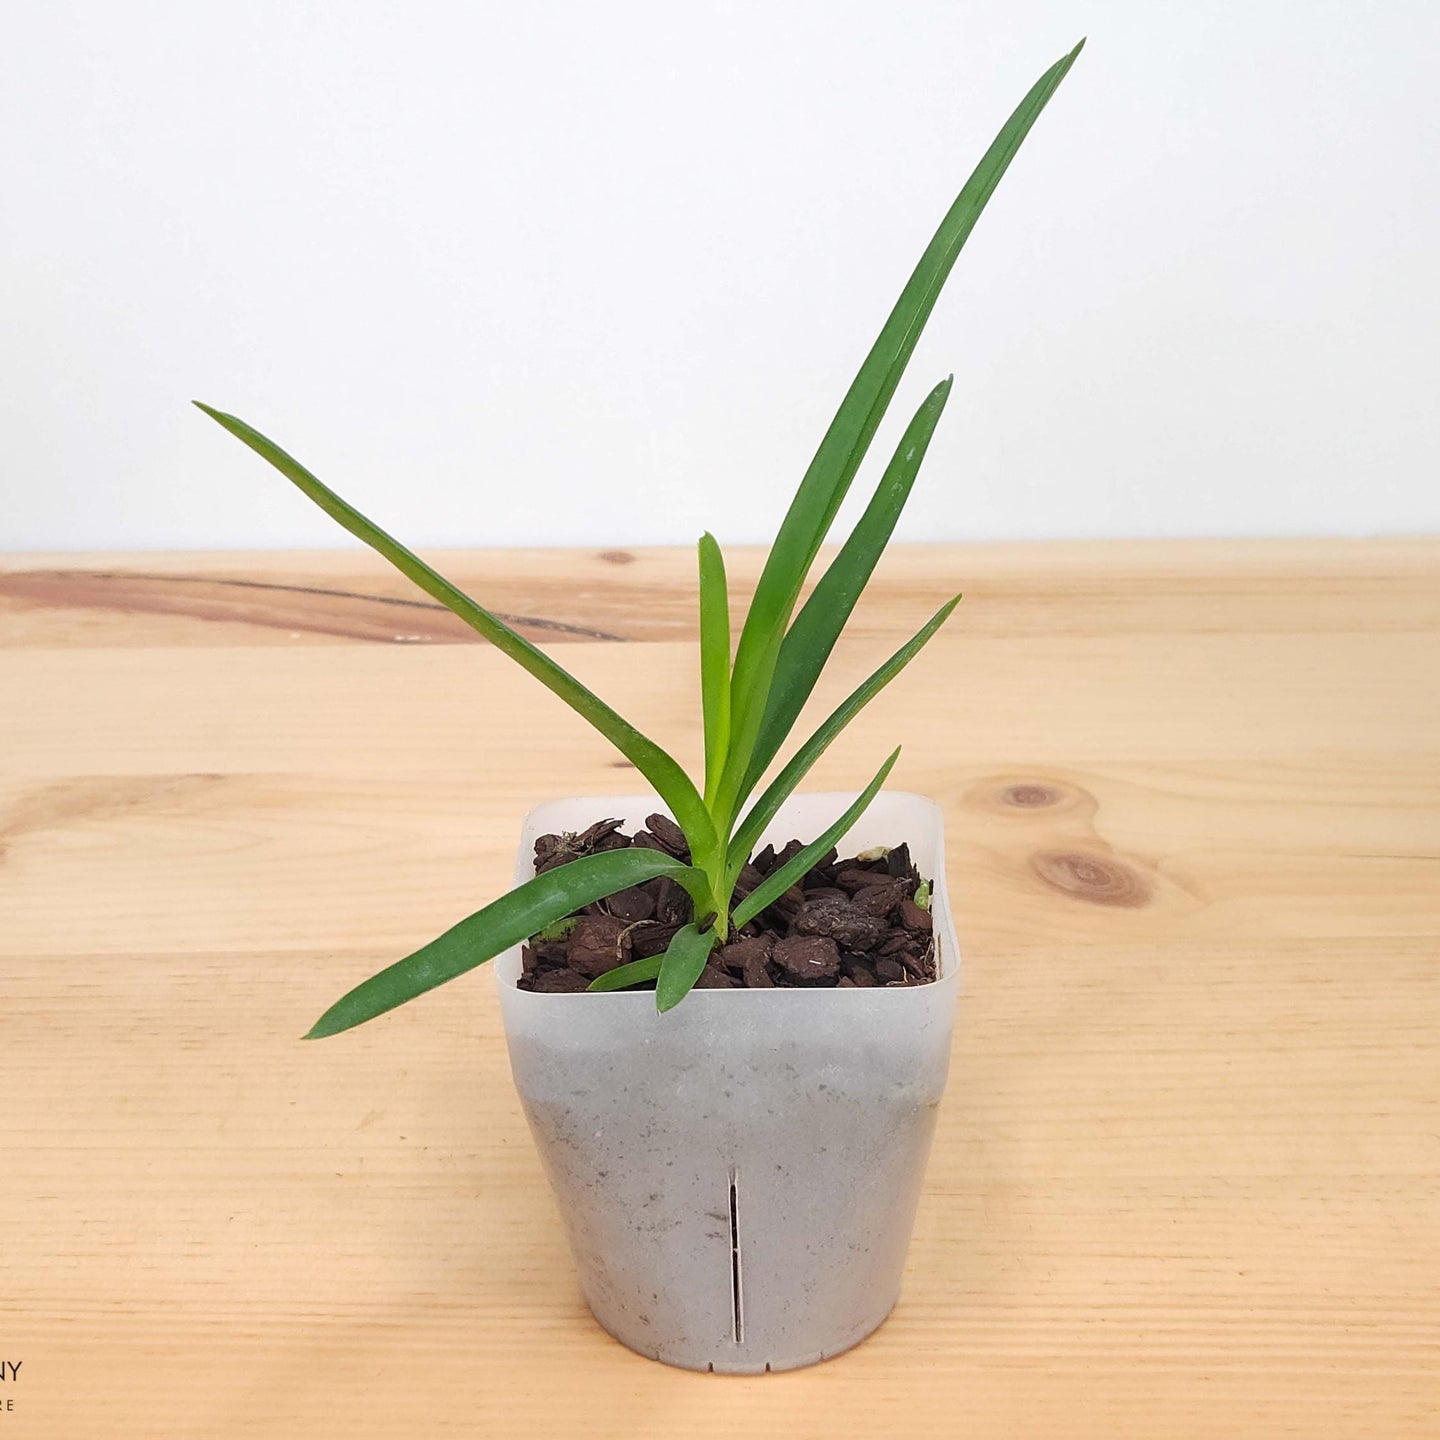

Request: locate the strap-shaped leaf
(730, 748), (900, 929)
(728, 596), (960, 876)
(697, 533), (731, 804)
(743, 377), (952, 791)
(194, 402), (717, 856)
(586, 952), (663, 992)
(306, 848), (702, 1037)
(655, 922), (719, 1013)
(716, 40), (1083, 819)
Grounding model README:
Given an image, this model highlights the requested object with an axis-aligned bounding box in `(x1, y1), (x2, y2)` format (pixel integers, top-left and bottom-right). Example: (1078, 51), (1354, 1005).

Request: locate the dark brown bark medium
(517, 818), (938, 993)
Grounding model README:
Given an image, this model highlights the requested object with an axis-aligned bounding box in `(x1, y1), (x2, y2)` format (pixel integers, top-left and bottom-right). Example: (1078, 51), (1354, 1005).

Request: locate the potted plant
(196, 41), (1083, 1372)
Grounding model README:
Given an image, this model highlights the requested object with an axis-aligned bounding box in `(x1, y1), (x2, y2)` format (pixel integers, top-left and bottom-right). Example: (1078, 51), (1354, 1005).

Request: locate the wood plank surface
(1, 538), (1436, 1438)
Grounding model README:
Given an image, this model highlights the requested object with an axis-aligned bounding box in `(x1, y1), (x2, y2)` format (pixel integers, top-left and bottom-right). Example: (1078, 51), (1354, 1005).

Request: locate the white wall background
(3, 0), (1437, 554)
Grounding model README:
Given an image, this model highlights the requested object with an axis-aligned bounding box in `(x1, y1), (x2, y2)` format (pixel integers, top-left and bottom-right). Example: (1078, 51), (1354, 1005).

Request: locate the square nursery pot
(495, 790), (960, 1374)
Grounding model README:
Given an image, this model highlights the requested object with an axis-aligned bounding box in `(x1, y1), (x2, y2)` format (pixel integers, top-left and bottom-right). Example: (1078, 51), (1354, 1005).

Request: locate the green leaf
(744, 377), (952, 789)
(728, 596), (960, 875)
(193, 402), (717, 857)
(655, 922), (719, 1013)
(730, 748), (901, 930)
(715, 40), (1083, 819)
(697, 533), (731, 805)
(586, 953), (664, 992)
(306, 848), (701, 1037)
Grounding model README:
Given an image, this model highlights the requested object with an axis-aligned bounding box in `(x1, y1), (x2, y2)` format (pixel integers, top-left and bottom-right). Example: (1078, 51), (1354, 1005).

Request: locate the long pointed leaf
(586, 953), (663, 992)
(730, 748), (900, 929)
(655, 922), (719, 1013)
(744, 376), (952, 790)
(194, 402), (717, 855)
(697, 533), (731, 804)
(306, 848), (701, 1038)
(717, 40), (1083, 818)
(728, 596), (960, 875)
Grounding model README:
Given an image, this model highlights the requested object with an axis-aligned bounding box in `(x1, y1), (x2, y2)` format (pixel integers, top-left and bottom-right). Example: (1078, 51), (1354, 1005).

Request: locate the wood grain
(4, 536), (1435, 646)
(1, 539), (1436, 1438)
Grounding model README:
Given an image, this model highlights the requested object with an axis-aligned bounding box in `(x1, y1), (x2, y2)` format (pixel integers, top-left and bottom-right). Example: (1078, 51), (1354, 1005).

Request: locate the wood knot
(1032, 851), (1151, 908)
(598, 549), (636, 565)
(999, 782), (1063, 809)
(975, 777), (1092, 817)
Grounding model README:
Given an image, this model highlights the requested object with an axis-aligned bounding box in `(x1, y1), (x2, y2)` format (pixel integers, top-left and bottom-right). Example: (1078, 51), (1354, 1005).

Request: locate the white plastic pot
(495, 790), (959, 1373)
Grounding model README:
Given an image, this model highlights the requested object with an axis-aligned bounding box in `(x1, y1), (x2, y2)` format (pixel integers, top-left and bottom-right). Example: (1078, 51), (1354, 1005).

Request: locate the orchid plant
(197, 41), (1082, 1030)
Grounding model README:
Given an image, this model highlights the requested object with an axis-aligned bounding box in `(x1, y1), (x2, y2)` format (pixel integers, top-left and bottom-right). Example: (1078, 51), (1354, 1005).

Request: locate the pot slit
(729, 1167), (744, 1346)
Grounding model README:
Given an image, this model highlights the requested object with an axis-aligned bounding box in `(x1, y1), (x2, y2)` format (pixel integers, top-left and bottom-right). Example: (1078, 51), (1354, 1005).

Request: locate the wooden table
(3, 539), (1437, 1437)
